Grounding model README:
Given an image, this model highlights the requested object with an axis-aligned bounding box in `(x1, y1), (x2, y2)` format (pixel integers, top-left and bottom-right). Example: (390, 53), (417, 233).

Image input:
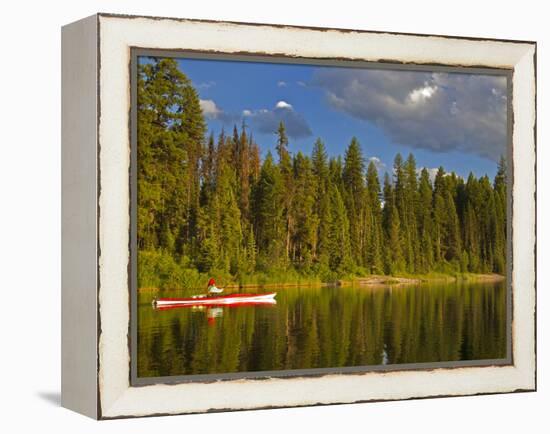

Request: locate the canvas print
(135, 55), (509, 379)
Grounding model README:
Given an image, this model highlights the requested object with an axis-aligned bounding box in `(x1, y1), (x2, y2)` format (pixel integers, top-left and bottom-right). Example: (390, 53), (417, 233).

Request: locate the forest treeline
(137, 58), (507, 289)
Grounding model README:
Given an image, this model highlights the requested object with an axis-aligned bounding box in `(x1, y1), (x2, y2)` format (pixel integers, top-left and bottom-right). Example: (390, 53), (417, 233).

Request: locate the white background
(0, 0), (547, 432)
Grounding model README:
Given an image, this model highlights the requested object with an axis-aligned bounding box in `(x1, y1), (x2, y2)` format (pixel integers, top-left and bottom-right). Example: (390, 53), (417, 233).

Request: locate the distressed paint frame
(62, 13), (536, 419)
(129, 48), (515, 386)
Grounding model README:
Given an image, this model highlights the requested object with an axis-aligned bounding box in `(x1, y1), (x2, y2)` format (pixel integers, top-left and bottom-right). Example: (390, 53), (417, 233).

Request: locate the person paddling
(207, 278), (223, 296)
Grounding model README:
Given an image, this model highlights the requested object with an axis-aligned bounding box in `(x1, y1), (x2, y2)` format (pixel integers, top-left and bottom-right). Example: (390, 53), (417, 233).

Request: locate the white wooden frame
(61, 13), (536, 419)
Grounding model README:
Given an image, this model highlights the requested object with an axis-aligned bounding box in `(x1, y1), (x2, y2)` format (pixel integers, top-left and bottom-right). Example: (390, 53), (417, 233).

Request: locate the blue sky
(143, 56), (508, 180)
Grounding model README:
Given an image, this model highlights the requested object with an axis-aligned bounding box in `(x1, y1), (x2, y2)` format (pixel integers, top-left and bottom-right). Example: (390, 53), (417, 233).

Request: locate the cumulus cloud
(199, 99), (222, 118)
(275, 100), (293, 109)
(243, 101), (312, 139)
(313, 69), (507, 161)
(277, 80), (288, 87)
(408, 83), (437, 103)
(199, 99), (239, 124)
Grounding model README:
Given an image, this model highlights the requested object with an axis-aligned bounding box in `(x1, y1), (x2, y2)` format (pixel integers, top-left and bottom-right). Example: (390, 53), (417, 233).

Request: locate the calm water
(137, 281), (507, 378)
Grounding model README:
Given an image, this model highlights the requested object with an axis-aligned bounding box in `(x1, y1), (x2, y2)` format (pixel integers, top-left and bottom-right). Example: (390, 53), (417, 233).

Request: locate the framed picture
(61, 13), (536, 419)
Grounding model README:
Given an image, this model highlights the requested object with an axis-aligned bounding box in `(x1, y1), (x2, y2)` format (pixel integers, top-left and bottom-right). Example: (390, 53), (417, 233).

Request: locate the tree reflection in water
(137, 281), (507, 378)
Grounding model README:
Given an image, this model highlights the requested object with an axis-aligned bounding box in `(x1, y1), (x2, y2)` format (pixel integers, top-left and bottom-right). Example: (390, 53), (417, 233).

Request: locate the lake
(137, 280), (507, 378)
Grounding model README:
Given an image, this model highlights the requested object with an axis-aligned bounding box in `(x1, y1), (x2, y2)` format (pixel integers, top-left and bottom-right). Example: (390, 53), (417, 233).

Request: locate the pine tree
(342, 137), (365, 266)
(418, 168), (434, 272)
(291, 153), (318, 269)
(311, 139), (330, 265)
(232, 124), (240, 163)
(312, 138), (329, 193)
(276, 122), (294, 264)
(253, 152), (285, 268)
(432, 167), (447, 264)
(249, 137), (261, 184)
(137, 57), (206, 257)
(492, 188), (506, 273)
(329, 157), (344, 191)
(316, 191), (333, 270)
(201, 132), (216, 199)
(494, 155), (507, 193)
(387, 205), (404, 274)
(404, 154), (420, 272)
(462, 173), (480, 271)
(238, 122), (251, 222)
(478, 176), (495, 272)
(328, 184), (352, 273)
(365, 161), (383, 273)
(493, 155), (507, 273)
(276, 121), (289, 161)
(443, 189), (461, 262)
(382, 173), (404, 273)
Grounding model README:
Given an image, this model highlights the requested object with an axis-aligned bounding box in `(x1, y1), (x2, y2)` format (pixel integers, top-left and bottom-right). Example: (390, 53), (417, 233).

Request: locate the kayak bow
(153, 292), (277, 308)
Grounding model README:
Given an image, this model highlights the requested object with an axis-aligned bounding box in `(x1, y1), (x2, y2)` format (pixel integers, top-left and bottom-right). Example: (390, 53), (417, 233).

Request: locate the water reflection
(137, 281), (507, 377)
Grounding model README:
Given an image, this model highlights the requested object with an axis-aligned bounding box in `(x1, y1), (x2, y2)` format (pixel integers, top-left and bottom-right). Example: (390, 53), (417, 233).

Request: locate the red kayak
(153, 292), (277, 308)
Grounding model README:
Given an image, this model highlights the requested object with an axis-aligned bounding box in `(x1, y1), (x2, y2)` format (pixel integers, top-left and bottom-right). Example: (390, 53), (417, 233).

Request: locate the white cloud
(297, 81), (307, 87)
(199, 99), (239, 124)
(313, 69), (507, 161)
(275, 100), (293, 110)
(242, 109), (252, 117)
(199, 99), (222, 118)
(277, 81), (287, 87)
(408, 83), (437, 103)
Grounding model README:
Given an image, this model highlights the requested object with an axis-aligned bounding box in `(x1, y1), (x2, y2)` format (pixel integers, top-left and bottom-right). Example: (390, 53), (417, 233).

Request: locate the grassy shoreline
(138, 272), (505, 292)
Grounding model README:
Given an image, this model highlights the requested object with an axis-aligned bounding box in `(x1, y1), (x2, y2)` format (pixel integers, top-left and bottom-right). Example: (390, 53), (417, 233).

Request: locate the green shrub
(138, 250), (204, 290)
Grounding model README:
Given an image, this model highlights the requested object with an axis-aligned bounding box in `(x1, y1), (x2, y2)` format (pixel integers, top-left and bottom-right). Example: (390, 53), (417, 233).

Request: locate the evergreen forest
(137, 58), (507, 290)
